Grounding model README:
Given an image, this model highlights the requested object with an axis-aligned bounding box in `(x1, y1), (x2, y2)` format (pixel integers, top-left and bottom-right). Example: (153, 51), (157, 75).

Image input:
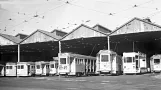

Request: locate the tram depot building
(1, 17), (161, 75)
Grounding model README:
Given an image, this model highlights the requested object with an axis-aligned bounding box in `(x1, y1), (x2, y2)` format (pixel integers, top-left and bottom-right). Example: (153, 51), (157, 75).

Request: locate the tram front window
(60, 58), (66, 64)
(124, 57), (133, 63)
(101, 55), (108, 62)
(154, 59), (160, 64)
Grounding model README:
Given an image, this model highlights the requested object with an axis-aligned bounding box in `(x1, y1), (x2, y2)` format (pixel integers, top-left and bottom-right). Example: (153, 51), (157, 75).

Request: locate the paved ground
(0, 74), (161, 90)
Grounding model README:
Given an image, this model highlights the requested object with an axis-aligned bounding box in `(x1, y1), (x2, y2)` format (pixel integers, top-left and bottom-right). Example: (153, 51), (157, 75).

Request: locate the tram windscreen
(124, 57), (132, 63)
(101, 55), (108, 62)
(154, 59), (160, 64)
(60, 58), (66, 64)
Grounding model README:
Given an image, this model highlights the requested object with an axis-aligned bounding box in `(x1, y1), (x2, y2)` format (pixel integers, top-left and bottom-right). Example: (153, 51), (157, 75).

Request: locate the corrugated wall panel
(112, 19), (161, 35)
(22, 32), (56, 44)
(0, 36), (15, 45)
(63, 26), (106, 40)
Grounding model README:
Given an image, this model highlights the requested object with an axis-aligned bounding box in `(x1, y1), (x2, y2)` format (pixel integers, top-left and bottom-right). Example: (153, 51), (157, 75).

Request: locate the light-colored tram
(49, 57), (58, 75)
(5, 62), (17, 76)
(0, 64), (5, 76)
(123, 52), (147, 74)
(35, 61), (50, 76)
(150, 54), (161, 73)
(96, 50), (122, 75)
(58, 53), (96, 76)
(17, 62), (35, 76)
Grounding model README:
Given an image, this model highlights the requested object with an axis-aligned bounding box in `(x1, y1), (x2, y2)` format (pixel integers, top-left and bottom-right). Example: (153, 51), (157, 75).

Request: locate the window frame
(60, 58), (67, 64)
(154, 59), (160, 64)
(124, 57), (133, 63)
(101, 55), (109, 62)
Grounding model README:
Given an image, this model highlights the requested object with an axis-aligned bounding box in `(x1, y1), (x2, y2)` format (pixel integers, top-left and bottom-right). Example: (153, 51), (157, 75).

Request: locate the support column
(59, 41), (61, 53)
(108, 36), (112, 73)
(58, 41), (61, 78)
(18, 44), (20, 62)
(108, 36), (110, 51)
(17, 44), (20, 77)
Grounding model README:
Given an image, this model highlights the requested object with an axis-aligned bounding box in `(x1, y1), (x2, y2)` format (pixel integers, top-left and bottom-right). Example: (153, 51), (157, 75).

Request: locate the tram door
(136, 60), (139, 69)
(28, 65), (30, 75)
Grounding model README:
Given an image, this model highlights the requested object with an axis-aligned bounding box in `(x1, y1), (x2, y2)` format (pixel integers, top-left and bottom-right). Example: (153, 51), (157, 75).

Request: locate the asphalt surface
(0, 74), (161, 90)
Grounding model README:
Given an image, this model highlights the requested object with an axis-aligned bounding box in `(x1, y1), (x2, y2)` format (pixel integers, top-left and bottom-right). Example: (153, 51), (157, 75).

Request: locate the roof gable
(15, 33), (28, 39)
(61, 24), (108, 40)
(93, 24), (111, 33)
(110, 17), (161, 36)
(20, 29), (61, 44)
(0, 33), (21, 45)
(51, 29), (67, 34)
(51, 29), (67, 37)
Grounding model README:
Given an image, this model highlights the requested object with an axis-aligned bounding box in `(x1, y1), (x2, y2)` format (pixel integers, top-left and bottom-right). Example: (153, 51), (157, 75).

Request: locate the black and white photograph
(0, 0), (161, 90)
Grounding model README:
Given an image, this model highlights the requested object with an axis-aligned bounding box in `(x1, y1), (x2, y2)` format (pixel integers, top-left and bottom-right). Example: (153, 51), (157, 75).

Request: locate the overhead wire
(146, 10), (161, 18)
(0, 0), (158, 33)
(2, 0), (79, 32)
(3, 2), (67, 31)
(68, 0), (155, 17)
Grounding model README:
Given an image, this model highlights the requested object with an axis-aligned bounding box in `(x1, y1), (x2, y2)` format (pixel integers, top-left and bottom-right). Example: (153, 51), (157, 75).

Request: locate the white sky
(0, 0), (161, 36)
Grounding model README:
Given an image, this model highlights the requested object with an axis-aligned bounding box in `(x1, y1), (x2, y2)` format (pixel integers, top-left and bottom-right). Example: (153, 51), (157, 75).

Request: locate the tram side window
(10, 66), (12, 69)
(6, 66), (9, 69)
(154, 59), (160, 64)
(77, 59), (79, 64)
(101, 55), (108, 62)
(18, 65), (21, 69)
(21, 65), (24, 69)
(135, 55), (138, 59)
(60, 58), (66, 64)
(75, 58), (77, 64)
(6, 66), (12, 69)
(46, 65), (49, 69)
(31, 66), (35, 69)
(125, 57), (132, 63)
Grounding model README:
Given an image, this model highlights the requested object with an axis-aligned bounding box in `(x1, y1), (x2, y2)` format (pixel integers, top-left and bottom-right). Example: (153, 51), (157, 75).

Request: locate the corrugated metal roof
(0, 33), (21, 44)
(20, 29), (62, 44)
(60, 24), (108, 40)
(110, 17), (161, 36)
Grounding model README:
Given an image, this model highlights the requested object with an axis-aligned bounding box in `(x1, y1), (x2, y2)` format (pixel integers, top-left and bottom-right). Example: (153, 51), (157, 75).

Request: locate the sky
(0, 0), (161, 36)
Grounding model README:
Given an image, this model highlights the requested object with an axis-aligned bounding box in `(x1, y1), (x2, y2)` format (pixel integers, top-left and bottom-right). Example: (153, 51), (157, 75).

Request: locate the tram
(49, 57), (58, 75)
(35, 61), (50, 76)
(123, 52), (147, 74)
(96, 50), (122, 75)
(5, 62), (17, 76)
(150, 54), (161, 73)
(58, 53), (96, 76)
(17, 62), (35, 76)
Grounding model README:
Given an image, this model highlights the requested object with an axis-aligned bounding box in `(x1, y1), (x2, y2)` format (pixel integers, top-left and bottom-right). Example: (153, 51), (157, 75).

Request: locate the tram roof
(97, 50), (117, 55)
(60, 52), (96, 59)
